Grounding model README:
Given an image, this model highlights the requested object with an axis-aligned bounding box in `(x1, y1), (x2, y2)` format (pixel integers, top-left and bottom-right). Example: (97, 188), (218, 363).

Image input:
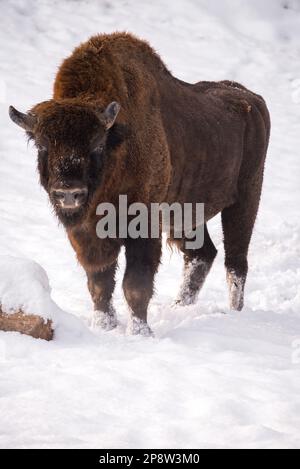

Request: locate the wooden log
(0, 307), (54, 341)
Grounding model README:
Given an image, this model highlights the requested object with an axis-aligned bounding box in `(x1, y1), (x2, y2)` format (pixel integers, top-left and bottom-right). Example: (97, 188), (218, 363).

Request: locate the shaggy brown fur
(9, 32), (270, 335)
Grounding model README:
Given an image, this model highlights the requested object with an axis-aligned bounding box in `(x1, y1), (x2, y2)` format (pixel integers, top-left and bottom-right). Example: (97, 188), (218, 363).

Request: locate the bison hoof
(91, 310), (118, 331)
(173, 292), (198, 307)
(126, 317), (154, 337)
(227, 271), (245, 312)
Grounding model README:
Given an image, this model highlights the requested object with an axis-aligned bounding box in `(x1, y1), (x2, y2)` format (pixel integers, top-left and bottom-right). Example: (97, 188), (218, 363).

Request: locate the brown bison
(9, 32), (270, 336)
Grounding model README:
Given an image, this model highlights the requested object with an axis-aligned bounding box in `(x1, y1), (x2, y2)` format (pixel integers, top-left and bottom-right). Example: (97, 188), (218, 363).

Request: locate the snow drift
(0, 256), (87, 340)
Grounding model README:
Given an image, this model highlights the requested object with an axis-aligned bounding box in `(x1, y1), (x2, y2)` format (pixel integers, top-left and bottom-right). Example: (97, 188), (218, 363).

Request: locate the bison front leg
(123, 238), (162, 336)
(88, 262), (118, 331)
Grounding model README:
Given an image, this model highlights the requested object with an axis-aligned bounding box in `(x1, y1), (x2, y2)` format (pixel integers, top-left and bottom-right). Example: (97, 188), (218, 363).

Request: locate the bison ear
(9, 106), (37, 132)
(100, 101), (121, 130)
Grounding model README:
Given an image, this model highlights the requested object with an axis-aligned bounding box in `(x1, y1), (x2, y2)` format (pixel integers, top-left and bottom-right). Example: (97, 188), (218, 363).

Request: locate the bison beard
(8, 32), (270, 336)
(54, 204), (88, 228)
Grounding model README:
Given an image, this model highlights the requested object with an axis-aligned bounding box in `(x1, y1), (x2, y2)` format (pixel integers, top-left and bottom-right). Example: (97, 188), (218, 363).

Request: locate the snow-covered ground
(0, 0), (300, 449)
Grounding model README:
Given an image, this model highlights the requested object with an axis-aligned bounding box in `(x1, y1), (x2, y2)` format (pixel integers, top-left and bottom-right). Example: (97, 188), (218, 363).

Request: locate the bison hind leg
(221, 172), (264, 312)
(174, 224), (217, 306)
(226, 270), (246, 311)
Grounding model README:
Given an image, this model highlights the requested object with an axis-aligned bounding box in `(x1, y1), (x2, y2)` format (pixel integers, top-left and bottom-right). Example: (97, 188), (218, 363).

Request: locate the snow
(0, 0), (300, 449)
(0, 256), (89, 340)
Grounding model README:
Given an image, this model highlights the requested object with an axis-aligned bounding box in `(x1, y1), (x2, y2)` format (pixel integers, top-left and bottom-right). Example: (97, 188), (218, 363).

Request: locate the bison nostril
(73, 189), (88, 204)
(51, 188), (88, 208)
(74, 190), (84, 200)
(52, 190), (65, 202)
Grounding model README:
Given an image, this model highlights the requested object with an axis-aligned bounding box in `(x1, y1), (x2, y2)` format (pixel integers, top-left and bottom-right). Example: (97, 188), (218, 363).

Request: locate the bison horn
(98, 101), (121, 130)
(8, 106), (38, 132)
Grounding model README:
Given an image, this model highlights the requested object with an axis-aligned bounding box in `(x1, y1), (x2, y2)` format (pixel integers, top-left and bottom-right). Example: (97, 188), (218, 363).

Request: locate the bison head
(9, 100), (121, 227)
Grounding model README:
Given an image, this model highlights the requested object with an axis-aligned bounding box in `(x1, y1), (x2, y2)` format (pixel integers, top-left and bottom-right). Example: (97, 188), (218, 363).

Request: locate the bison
(9, 32), (270, 336)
